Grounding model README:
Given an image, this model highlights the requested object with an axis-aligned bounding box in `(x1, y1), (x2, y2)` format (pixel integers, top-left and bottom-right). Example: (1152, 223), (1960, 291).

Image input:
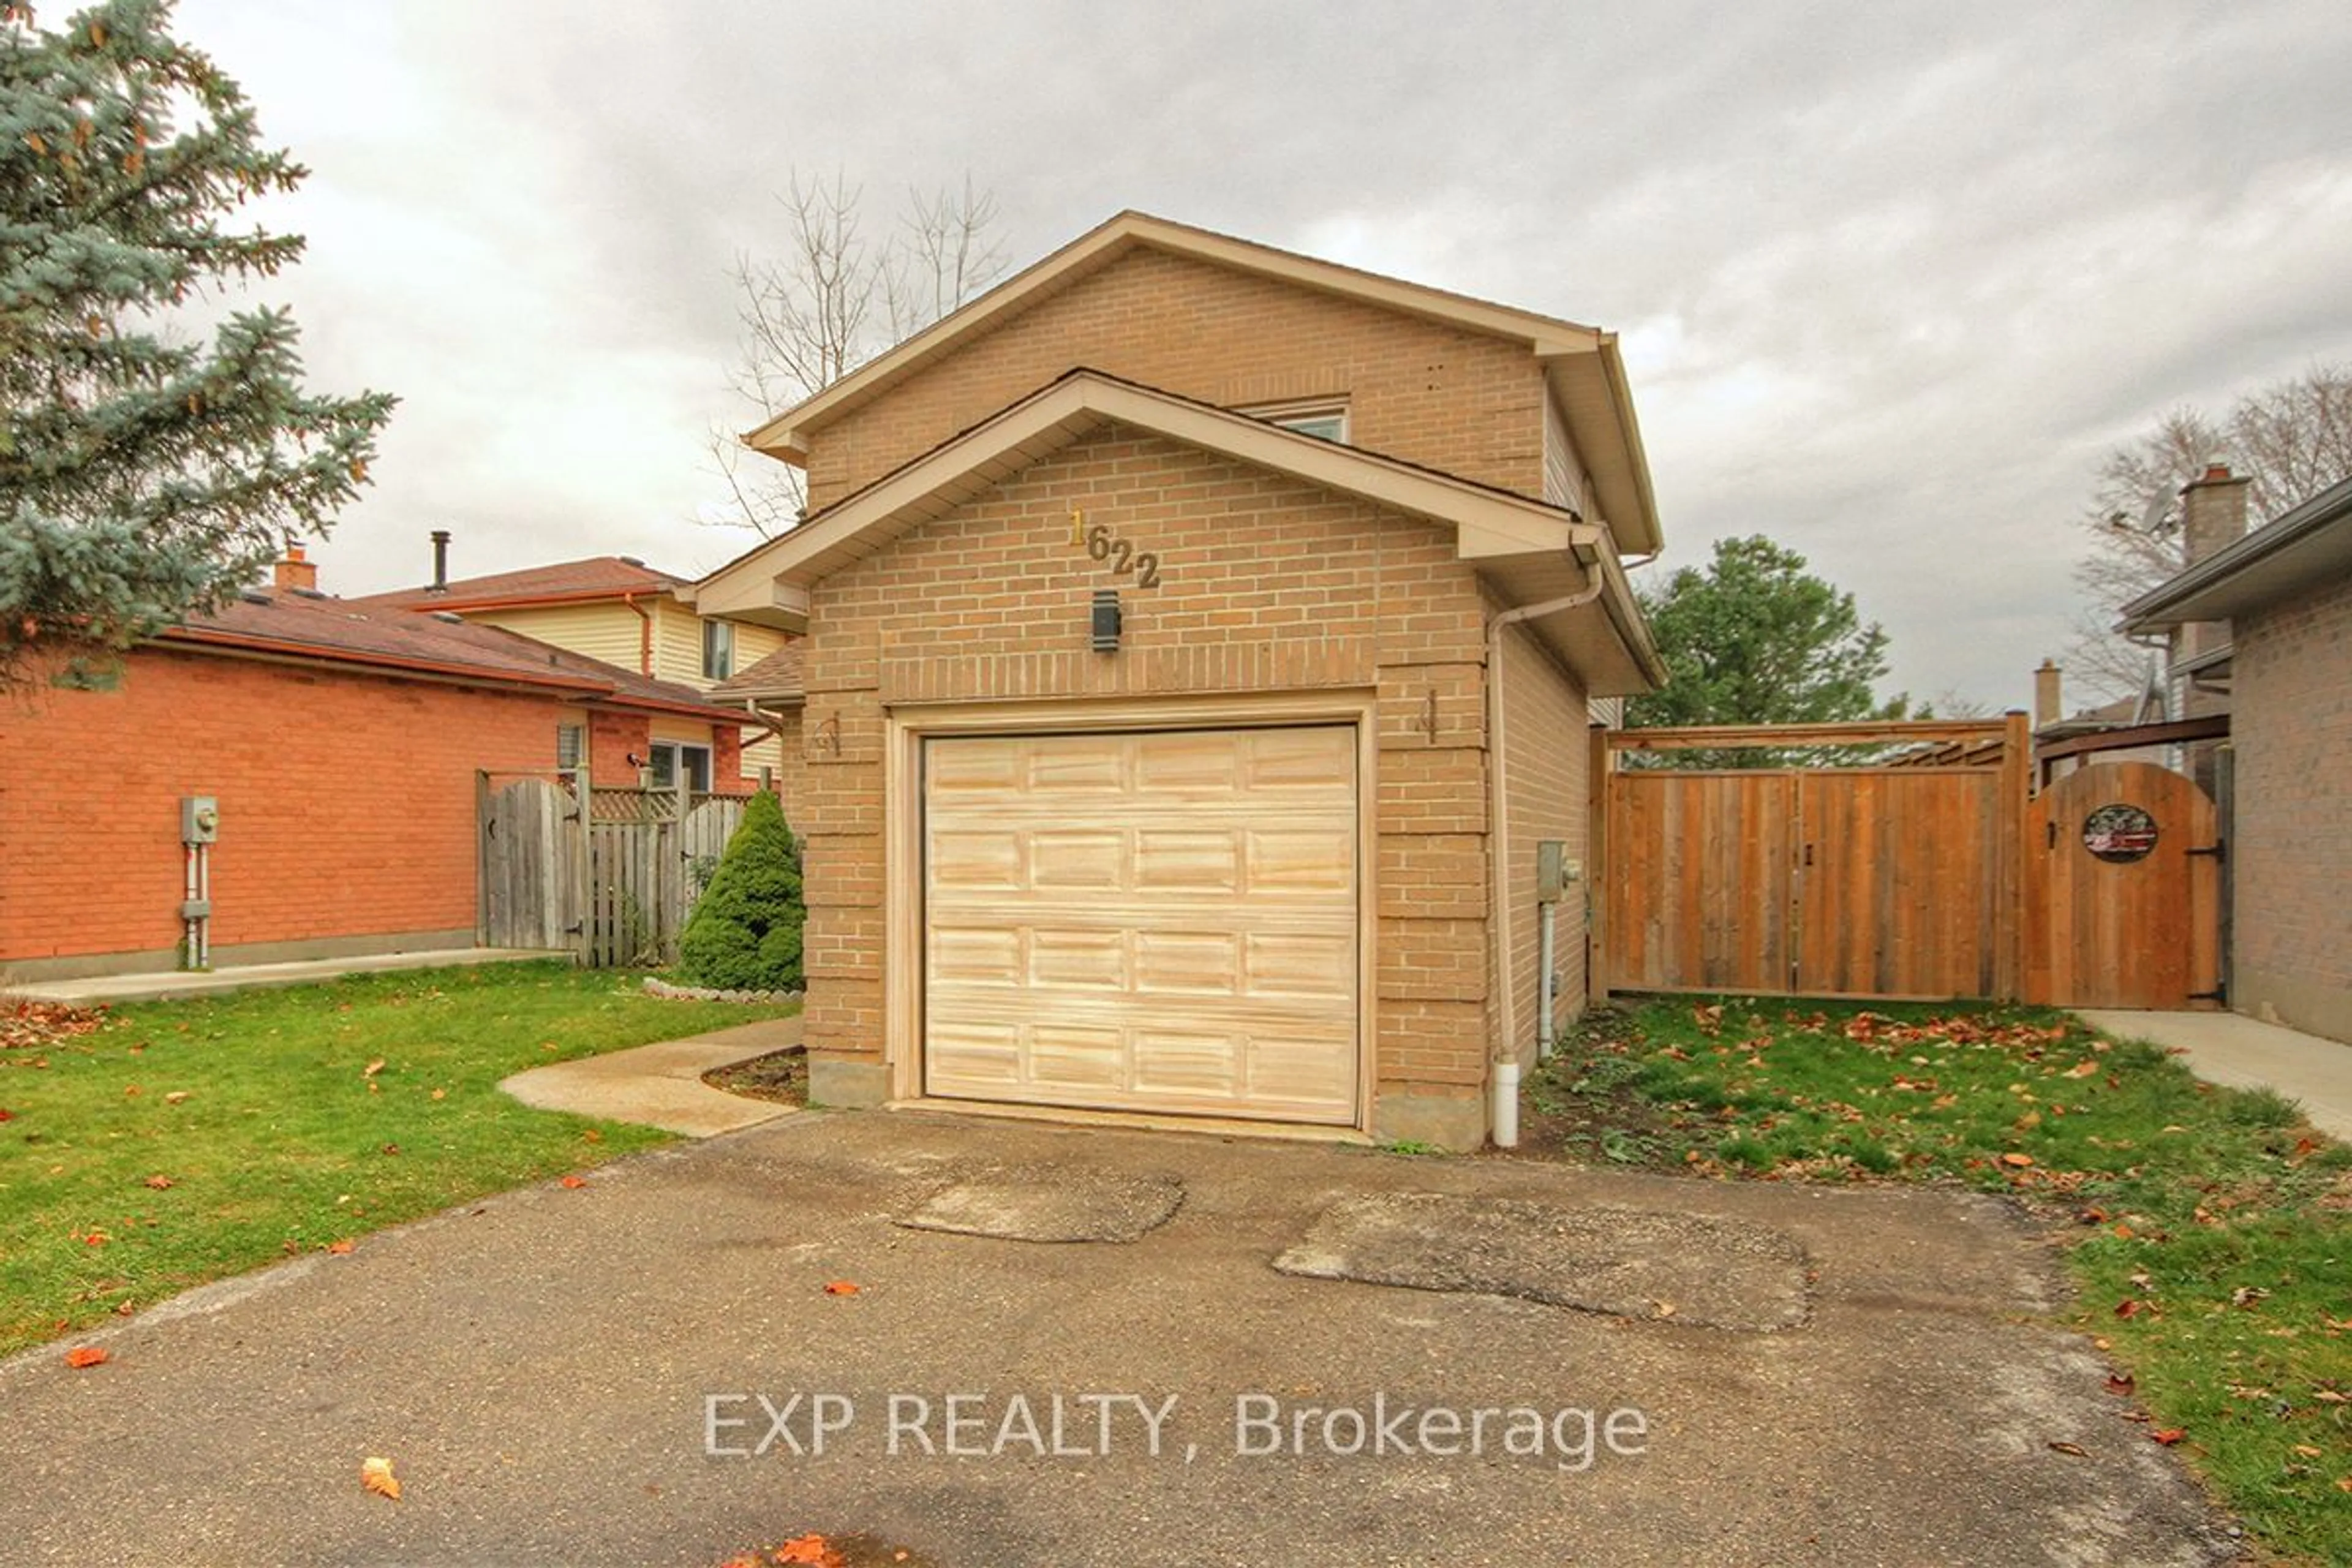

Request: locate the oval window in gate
(2082, 804), (2159, 863)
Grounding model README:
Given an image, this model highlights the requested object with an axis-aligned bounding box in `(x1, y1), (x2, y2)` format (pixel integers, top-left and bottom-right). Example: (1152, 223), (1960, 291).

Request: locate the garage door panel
(1243, 932), (1354, 1001)
(1135, 931), (1240, 995)
(1029, 829), (1126, 888)
(1246, 828), (1355, 894)
(1028, 929), (1128, 990)
(925, 726), (1360, 1125)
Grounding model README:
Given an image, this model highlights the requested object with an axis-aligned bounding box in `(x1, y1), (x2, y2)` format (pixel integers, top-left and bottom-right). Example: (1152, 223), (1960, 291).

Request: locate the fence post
(1587, 725), (1613, 1006)
(1995, 709), (2030, 1000)
(474, 770), (491, 945)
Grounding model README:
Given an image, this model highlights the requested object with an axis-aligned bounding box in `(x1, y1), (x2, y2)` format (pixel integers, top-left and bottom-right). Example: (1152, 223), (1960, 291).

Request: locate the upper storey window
(1241, 399), (1349, 444)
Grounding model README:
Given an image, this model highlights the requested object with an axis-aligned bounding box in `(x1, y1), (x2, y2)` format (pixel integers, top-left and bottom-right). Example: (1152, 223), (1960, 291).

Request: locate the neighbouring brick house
(2124, 472), (2352, 1047)
(692, 212), (1666, 1148)
(0, 567), (752, 984)
(349, 546), (793, 788)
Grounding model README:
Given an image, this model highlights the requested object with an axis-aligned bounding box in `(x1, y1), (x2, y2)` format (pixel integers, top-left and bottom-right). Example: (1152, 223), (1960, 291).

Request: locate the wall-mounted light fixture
(1091, 589), (1122, 653)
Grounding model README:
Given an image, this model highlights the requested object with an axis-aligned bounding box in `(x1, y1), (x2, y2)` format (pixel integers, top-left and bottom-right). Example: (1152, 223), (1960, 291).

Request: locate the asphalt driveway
(0, 1109), (2237, 1566)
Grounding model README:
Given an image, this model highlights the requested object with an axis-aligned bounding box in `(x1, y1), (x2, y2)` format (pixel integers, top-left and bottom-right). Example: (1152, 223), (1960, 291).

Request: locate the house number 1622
(1069, 510), (1161, 588)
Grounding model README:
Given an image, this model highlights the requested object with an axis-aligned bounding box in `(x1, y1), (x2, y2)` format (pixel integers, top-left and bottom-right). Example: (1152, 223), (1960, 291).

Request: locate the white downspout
(1486, 571), (1608, 1147)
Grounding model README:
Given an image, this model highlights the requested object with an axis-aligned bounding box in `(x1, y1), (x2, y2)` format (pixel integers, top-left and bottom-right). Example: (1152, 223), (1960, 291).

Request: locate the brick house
(691, 213), (1665, 1148)
(349, 547), (793, 789)
(2124, 472), (2352, 1046)
(0, 565), (752, 984)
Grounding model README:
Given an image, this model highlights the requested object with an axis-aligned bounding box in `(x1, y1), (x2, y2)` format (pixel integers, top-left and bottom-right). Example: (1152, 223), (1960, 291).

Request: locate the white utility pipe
(1537, 900), (1556, 1059)
(1491, 1057), (1521, 1148)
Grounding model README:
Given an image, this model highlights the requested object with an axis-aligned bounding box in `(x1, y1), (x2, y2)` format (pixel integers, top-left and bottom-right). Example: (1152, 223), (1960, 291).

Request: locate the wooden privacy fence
(1592, 717), (2032, 1003)
(478, 772), (750, 967)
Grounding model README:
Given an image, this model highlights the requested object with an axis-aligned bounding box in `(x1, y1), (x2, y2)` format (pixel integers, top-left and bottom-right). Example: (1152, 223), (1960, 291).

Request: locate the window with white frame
(556, 722), (585, 774)
(1240, 398), (1349, 443)
(701, 619), (735, 680)
(649, 741), (712, 794)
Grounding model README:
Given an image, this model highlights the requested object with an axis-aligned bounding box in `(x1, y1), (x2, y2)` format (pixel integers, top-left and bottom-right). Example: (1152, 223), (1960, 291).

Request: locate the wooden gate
(478, 775), (751, 967)
(2023, 761), (2220, 1009)
(1593, 718), (2027, 1001)
(477, 774), (585, 951)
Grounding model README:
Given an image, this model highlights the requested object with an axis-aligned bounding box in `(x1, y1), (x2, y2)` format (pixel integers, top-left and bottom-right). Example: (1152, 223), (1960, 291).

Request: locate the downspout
(1485, 571), (1608, 1147)
(624, 592), (654, 676)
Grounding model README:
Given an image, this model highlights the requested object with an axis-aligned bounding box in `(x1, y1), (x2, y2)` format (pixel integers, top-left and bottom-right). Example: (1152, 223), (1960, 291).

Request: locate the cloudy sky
(169, 0), (2352, 710)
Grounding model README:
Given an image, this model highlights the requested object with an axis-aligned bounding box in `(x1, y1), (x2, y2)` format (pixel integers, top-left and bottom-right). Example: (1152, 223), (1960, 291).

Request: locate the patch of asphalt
(0, 1112), (2240, 1567)
(1273, 1191), (1810, 1331)
(894, 1164), (1185, 1243)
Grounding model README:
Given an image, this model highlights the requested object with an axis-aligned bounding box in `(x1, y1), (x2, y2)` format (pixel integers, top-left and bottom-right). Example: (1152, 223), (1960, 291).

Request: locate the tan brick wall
(2230, 571), (2352, 1043)
(1499, 619), (1591, 1065)
(804, 247), (1548, 510)
(793, 426), (1501, 1107)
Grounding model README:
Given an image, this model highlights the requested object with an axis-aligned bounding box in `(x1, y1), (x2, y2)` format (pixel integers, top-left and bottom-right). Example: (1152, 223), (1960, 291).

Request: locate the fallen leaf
(429, 1088), (446, 1101)
(2149, 1428), (2186, 1446)
(1652, 1300), (1677, 1319)
(2337, 1477), (2352, 1494)
(2113, 1223), (2135, 1240)
(559, 1175), (587, 1190)
(0, 1109), (13, 1123)
(363, 1059), (386, 1079)
(2047, 1441), (2087, 1457)
(823, 1280), (861, 1297)
(164, 1091), (189, 1105)
(2105, 1373), (2135, 1396)
(361, 1455), (401, 1500)
(2293, 1444), (2322, 1458)
(772, 1536), (845, 1567)
(2061, 1061), (2098, 1079)
(2115, 1298), (2143, 1319)
(326, 1240), (355, 1256)
(63, 1346), (107, 1369)
(143, 1174), (173, 1190)
(2313, 1389), (2349, 1404)
(2000, 1152), (2034, 1168)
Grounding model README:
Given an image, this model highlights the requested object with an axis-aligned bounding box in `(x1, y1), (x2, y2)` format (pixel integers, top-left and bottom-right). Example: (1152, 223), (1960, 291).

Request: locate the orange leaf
(164, 1091), (189, 1104)
(360, 1455), (401, 1500)
(823, 1280), (860, 1297)
(363, 1059), (386, 1078)
(2114, 1298), (2142, 1319)
(327, 1239), (355, 1256)
(773, 1536), (846, 1567)
(143, 1174), (173, 1190)
(559, 1175), (587, 1189)
(2149, 1427), (2186, 1446)
(2046, 1441), (2087, 1457)
(64, 1346), (108, 1369)
(1999, 1152), (2034, 1168)
(2113, 1223), (2134, 1240)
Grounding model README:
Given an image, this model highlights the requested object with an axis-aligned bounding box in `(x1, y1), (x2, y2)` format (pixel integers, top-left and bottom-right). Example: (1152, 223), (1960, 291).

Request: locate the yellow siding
(1542, 394), (1588, 518)
(470, 603), (646, 673)
(650, 600), (707, 687)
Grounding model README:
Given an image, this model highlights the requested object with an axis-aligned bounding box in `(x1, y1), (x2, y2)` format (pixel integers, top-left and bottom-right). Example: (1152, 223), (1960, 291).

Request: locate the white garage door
(923, 725), (1360, 1123)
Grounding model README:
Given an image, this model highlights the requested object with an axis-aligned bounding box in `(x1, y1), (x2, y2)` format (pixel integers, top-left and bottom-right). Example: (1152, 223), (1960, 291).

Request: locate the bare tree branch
(703, 171), (1005, 538)
(2064, 365), (2352, 704)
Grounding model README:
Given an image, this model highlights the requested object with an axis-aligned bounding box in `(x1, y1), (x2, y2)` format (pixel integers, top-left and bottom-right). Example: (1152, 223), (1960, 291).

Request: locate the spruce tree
(1, 0), (394, 682)
(677, 791), (805, 992)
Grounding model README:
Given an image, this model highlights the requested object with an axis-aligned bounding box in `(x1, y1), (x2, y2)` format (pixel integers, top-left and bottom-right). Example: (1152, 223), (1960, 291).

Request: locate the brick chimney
(2033, 658), (2061, 728)
(2171, 462), (2247, 722)
(273, 544), (318, 592)
(2180, 463), (2249, 567)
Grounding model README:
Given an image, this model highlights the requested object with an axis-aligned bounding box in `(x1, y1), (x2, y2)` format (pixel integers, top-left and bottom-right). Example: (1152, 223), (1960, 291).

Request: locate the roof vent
(619, 554), (646, 567)
(289, 586), (330, 600)
(238, 589), (271, 605)
(430, 610), (465, 625)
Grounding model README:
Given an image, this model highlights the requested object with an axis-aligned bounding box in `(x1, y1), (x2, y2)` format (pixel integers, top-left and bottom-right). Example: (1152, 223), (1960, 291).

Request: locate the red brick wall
(804, 247), (1548, 510)
(2229, 570), (2352, 1042)
(0, 649), (573, 968)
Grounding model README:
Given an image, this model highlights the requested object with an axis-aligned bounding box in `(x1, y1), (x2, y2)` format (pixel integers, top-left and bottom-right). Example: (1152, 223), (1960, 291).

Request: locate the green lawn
(0, 962), (798, 1358)
(1529, 997), (2352, 1563)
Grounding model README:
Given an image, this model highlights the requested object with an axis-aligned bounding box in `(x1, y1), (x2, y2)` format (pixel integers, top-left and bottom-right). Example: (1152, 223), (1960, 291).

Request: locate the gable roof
(2122, 473), (2352, 629)
(348, 555), (688, 614)
(697, 368), (1664, 695)
(159, 590), (745, 722)
(742, 211), (1664, 555)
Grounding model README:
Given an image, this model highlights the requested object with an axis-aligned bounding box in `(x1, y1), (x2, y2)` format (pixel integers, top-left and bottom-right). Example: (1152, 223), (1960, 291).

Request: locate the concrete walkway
(2078, 1008), (2352, 1142)
(500, 1015), (802, 1137)
(2, 946), (569, 1005)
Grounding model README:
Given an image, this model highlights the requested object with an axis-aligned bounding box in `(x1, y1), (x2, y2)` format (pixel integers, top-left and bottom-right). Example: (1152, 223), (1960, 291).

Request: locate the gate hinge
(2187, 841), (2225, 859)
(2190, 984), (2228, 1004)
